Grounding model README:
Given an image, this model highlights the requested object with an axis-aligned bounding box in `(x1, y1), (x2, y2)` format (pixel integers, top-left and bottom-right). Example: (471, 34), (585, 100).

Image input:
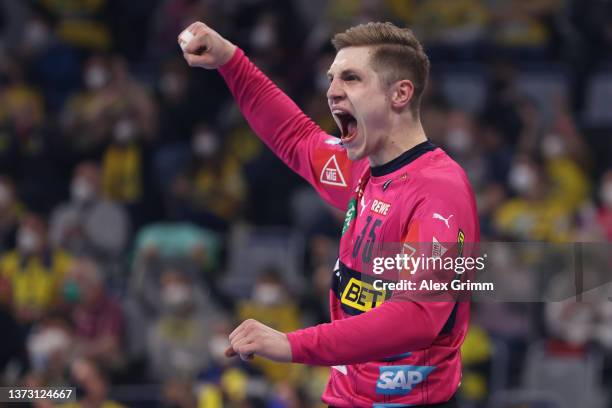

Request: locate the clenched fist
(178, 22), (236, 69)
(226, 319), (292, 363)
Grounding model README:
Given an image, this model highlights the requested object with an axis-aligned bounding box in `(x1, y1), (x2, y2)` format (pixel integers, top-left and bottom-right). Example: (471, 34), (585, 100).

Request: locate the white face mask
(509, 164), (536, 195)
(541, 134), (565, 159)
(71, 178), (95, 203)
(17, 228), (40, 253)
(252, 283), (283, 306)
(162, 284), (192, 310)
(23, 20), (49, 51)
(600, 182), (612, 208)
(445, 128), (473, 154)
(251, 22), (276, 50)
(27, 328), (71, 372)
(114, 119), (136, 144)
(85, 65), (108, 90)
(192, 132), (219, 157)
(209, 335), (229, 362)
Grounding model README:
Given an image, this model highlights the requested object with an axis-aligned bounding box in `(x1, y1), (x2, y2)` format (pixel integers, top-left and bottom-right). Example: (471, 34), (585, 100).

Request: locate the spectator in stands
(597, 169), (612, 241)
(63, 257), (125, 371)
(147, 268), (212, 381)
(488, 0), (563, 55)
(25, 315), (73, 385)
(196, 316), (269, 408)
(102, 112), (160, 226)
(129, 223), (220, 314)
(33, 0), (114, 51)
(58, 357), (127, 408)
(169, 124), (246, 230)
(152, 58), (200, 196)
(0, 214), (72, 323)
(0, 176), (24, 251)
(236, 269), (302, 383)
(50, 161), (129, 261)
(409, 0), (489, 59)
(60, 54), (116, 155)
(107, 56), (157, 142)
(0, 56), (66, 212)
(494, 149), (589, 241)
(443, 110), (488, 190)
(161, 380), (198, 408)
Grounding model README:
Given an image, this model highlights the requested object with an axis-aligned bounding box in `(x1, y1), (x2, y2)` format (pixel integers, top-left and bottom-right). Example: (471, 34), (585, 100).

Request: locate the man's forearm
(218, 48), (324, 171)
(286, 300), (455, 366)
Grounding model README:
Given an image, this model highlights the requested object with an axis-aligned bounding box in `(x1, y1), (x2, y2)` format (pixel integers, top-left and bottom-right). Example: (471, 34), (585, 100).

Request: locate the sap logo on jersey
(376, 365), (435, 395)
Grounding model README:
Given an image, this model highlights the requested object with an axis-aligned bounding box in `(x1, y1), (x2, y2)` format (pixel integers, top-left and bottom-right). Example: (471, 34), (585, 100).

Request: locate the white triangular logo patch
(432, 236), (448, 258)
(320, 155), (347, 187)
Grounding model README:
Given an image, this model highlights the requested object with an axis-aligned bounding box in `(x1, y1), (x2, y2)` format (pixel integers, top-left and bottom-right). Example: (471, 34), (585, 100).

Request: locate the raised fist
(178, 22), (236, 69)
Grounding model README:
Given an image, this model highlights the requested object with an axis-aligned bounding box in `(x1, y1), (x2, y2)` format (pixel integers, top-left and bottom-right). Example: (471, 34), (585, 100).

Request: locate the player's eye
(344, 74), (358, 82)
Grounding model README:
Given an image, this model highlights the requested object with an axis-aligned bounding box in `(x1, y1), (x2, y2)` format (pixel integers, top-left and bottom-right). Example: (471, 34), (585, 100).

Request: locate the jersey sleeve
(218, 48), (362, 210)
(286, 189), (478, 366)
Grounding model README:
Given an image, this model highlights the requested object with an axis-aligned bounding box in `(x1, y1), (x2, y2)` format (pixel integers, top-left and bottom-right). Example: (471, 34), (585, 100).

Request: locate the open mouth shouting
(332, 109), (358, 145)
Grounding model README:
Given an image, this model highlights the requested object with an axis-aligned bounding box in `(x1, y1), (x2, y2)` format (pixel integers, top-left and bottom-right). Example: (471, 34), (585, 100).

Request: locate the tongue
(347, 120), (357, 135)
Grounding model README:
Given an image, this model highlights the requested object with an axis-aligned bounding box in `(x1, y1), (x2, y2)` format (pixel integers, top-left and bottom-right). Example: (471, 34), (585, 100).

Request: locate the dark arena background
(0, 0), (611, 407)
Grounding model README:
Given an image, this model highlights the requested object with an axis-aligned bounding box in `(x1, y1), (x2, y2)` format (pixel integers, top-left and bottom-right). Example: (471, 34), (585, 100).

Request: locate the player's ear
(390, 79), (414, 110)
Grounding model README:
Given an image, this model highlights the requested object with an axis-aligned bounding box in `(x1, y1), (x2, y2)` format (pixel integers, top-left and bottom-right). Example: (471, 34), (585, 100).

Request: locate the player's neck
(368, 118), (427, 167)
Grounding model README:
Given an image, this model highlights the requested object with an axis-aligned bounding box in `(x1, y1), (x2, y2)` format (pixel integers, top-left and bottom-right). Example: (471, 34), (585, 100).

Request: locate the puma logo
(360, 196), (370, 216)
(432, 213), (453, 228)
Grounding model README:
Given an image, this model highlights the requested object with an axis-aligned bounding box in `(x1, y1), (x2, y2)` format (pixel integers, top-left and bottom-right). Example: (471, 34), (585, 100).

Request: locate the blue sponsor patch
(372, 404), (414, 407)
(376, 365), (435, 395)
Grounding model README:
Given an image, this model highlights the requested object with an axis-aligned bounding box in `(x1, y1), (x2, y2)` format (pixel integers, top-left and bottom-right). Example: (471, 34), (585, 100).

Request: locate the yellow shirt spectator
(1, 249), (72, 314)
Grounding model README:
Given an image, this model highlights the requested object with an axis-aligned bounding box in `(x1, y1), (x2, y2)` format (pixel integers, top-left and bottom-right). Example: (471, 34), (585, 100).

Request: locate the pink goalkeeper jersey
(219, 49), (480, 407)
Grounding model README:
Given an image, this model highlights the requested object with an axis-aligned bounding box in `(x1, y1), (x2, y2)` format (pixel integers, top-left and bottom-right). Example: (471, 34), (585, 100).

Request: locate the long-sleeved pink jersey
(219, 48), (479, 407)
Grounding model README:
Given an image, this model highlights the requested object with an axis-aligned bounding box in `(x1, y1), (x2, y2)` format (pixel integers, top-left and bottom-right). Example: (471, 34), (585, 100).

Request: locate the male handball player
(179, 21), (479, 408)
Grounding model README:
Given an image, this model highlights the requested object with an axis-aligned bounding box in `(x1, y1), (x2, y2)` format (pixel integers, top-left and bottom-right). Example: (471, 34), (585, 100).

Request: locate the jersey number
(352, 215), (382, 263)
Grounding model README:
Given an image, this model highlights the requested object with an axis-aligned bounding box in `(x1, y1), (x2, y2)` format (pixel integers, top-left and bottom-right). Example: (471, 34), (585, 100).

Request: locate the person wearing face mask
(0, 214), (73, 323)
(63, 257), (125, 371)
(169, 124), (246, 230)
(25, 317), (73, 385)
(539, 132), (590, 215)
(101, 109), (162, 228)
(60, 55), (118, 154)
(494, 153), (585, 242)
(50, 161), (129, 260)
(147, 269), (213, 382)
(235, 270), (302, 384)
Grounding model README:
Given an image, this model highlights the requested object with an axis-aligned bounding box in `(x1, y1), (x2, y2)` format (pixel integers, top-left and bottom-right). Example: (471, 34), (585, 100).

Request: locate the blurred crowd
(0, 0), (611, 407)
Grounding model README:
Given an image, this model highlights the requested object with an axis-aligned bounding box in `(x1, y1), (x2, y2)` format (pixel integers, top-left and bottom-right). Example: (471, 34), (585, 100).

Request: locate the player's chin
(345, 143), (366, 161)
(346, 147), (365, 161)
(342, 132), (366, 161)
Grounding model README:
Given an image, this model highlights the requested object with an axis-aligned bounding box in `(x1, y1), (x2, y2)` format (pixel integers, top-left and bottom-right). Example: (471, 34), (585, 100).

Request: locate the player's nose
(326, 78), (345, 103)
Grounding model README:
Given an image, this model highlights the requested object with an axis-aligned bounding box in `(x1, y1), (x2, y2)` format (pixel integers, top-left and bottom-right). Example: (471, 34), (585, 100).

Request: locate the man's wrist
(285, 331), (304, 363)
(219, 42), (238, 67)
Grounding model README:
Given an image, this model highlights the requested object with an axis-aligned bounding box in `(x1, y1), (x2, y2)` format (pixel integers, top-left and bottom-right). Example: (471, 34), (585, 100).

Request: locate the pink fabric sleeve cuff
(286, 330), (306, 363)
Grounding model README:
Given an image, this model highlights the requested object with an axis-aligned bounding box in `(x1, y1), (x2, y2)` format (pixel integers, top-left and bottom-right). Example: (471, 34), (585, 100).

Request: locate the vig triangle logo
(320, 155), (347, 187)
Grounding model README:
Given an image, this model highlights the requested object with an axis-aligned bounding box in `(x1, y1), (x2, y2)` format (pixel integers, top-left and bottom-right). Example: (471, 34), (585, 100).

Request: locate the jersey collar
(370, 140), (437, 177)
